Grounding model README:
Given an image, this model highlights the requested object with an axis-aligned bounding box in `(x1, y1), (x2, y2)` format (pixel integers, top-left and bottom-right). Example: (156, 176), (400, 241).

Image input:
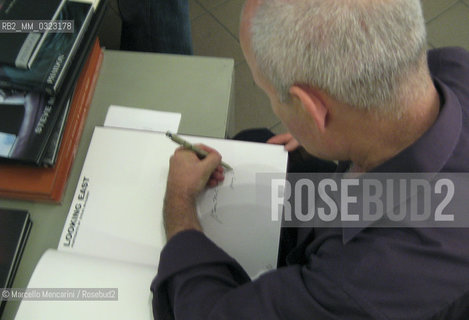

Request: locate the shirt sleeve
(150, 230), (371, 320)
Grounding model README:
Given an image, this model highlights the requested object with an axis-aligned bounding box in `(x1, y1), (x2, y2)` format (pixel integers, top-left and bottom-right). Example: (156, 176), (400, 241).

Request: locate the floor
(98, 0), (469, 137)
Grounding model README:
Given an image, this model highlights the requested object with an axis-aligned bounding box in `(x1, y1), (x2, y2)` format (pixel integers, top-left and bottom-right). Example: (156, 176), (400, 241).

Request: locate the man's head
(240, 0), (435, 164)
(242, 0), (428, 111)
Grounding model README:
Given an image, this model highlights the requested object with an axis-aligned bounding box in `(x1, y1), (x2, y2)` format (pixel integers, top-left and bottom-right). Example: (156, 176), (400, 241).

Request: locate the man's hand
(163, 145), (224, 240)
(267, 133), (300, 152)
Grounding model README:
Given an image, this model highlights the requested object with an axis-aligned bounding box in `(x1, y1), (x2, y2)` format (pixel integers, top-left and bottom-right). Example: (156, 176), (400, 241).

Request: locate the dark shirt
(151, 47), (469, 320)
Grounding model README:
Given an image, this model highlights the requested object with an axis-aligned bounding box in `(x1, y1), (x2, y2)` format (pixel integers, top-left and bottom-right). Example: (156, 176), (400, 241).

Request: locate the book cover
(0, 88), (61, 164)
(0, 0), (66, 69)
(0, 39), (103, 202)
(0, 0), (94, 94)
(0, 207), (31, 317)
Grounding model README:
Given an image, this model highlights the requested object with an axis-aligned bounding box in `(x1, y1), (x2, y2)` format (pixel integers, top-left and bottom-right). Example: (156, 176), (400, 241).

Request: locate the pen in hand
(166, 131), (233, 171)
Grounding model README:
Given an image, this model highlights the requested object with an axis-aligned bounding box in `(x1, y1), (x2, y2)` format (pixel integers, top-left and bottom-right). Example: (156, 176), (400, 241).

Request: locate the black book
(41, 96), (71, 167)
(0, 0), (94, 94)
(0, 0), (106, 165)
(0, 208), (32, 317)
(0, 88), (63, 164)
(40, 0), (108, 167)
(0, 0), (66, 69)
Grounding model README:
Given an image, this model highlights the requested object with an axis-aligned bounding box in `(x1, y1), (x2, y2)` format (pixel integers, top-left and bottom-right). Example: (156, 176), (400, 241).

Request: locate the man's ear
(289, 85), (328, 133)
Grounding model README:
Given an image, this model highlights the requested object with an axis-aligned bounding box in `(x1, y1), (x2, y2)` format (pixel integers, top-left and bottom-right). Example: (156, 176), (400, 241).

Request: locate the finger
(195, 144), (219, 155)
(172, 147), (199, 163)
(207, 177), (221, 188)
(267, 133), (293, 145)
(285, 138), (300, 152)
(199, 150), (222, 176)
(174, 146), (189, 153)
(211, 169), (225, 182)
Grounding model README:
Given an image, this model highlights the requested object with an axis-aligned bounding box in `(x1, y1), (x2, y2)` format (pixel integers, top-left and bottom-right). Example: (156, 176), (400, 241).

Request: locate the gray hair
(250, 0), (428, 113)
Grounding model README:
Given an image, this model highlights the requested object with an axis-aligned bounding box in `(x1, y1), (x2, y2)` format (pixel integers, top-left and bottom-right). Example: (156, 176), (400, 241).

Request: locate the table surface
(1, 49), (234, 320)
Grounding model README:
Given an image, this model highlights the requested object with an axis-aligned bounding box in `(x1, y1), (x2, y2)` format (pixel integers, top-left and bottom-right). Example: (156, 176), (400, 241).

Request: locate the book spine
(41, 98), (72, 166)
(51, 38), (103, 203)
(46, 6), (95, 95)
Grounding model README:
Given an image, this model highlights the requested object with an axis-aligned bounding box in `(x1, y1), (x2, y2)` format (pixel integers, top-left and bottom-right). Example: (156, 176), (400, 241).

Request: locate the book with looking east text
(15, 126), (288, 319)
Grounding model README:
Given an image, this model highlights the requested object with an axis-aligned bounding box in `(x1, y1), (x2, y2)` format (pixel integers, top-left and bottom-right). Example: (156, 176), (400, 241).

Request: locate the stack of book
(0, 0), (107, 202)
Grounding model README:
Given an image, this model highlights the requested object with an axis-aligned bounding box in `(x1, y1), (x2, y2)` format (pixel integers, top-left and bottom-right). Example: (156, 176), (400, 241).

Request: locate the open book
(16, 126), (288, 319)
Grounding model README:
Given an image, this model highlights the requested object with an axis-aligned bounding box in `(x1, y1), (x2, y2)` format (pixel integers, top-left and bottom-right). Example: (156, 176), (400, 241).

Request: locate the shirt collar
(342, 77), (463, 244)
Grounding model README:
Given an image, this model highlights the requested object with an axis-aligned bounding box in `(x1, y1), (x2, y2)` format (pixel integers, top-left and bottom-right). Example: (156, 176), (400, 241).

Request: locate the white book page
(15, 249), (155, 320)
(58, 127), (287, 278)
(104, 105), (181, 133)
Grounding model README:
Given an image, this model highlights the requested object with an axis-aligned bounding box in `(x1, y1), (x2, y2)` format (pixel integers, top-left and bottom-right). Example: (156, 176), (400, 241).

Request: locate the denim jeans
(118, 0), (192, 55)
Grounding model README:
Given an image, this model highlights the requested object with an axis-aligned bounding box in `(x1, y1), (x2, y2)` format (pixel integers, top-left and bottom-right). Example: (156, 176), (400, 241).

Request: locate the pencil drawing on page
(202, 170), (236, 224)
(196, 163), (282, 226)
(194, 162), (285, 279)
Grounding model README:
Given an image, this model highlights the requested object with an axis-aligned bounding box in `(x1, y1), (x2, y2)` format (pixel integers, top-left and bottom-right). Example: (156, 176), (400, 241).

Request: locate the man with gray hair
(151, 0), (469, 319)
